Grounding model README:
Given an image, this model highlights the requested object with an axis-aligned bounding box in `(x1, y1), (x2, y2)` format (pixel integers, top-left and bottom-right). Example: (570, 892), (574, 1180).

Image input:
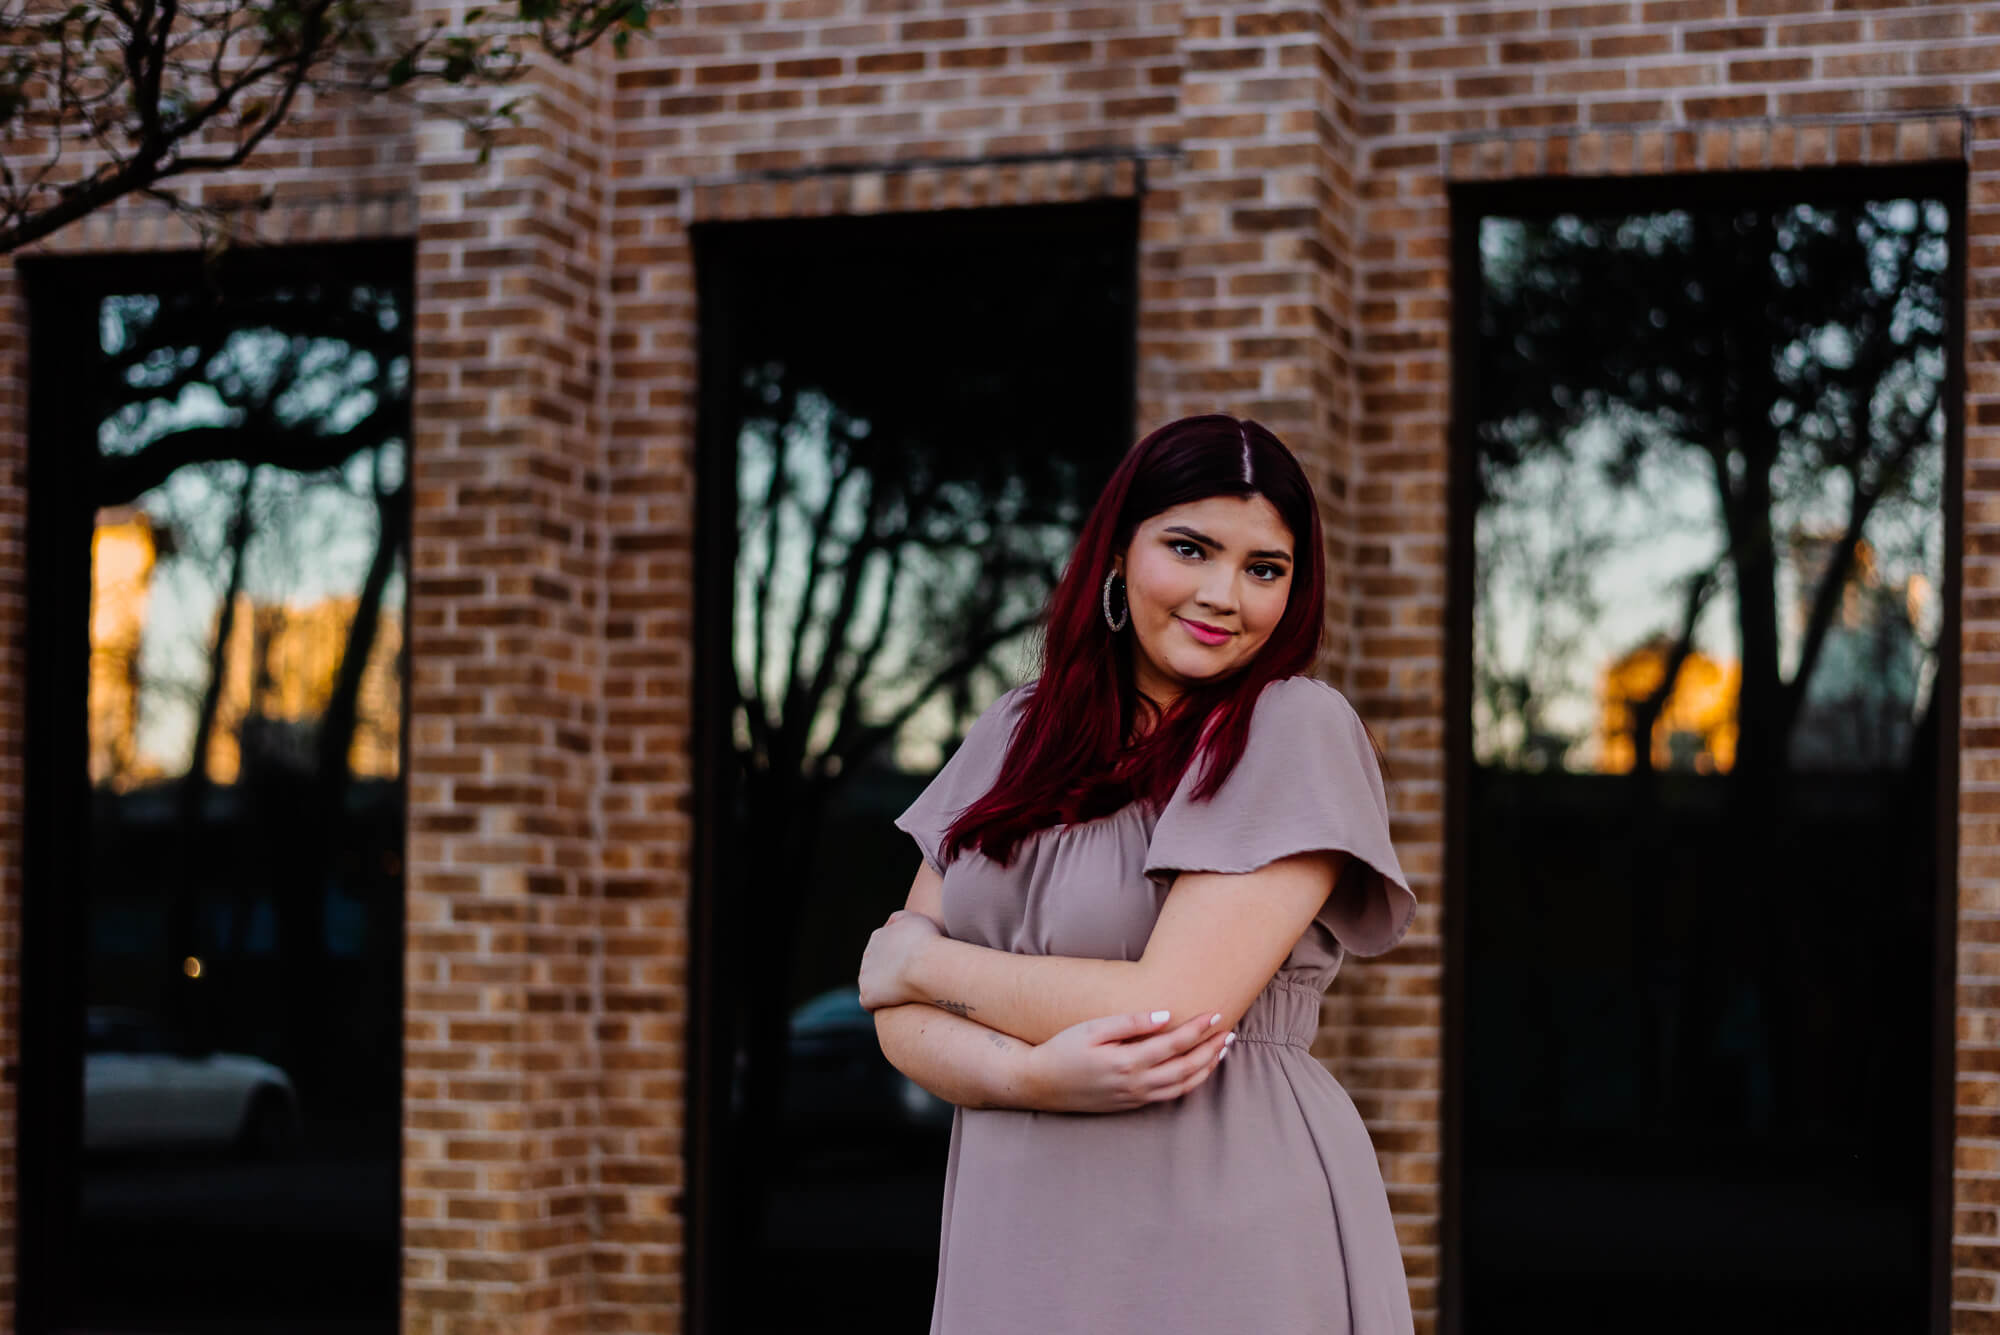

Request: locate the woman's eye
(1170, 541), (1283, 581)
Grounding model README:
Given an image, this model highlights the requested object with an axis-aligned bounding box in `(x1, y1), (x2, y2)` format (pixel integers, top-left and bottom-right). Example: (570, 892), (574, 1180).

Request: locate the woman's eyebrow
(1162, 524), (1292, 563)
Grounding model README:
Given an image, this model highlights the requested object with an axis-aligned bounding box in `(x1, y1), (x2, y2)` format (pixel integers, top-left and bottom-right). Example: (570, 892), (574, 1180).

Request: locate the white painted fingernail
(1224, 1032), (1236, 1046)
(1210, 1013), (1223, 1026)
(1151, 1010), (1171, 1023)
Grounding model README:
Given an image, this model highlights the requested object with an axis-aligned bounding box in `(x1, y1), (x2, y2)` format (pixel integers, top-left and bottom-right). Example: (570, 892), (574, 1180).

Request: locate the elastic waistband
(1228, 1034), (1311, 1050)
(1231, 978), (1322, 1049)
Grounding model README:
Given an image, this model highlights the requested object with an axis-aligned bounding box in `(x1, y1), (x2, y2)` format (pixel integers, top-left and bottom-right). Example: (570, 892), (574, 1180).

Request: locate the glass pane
(35, 256), (408, 1330)
(1464, 196), (1947, 1330)
(695, 202), (1137, 1332)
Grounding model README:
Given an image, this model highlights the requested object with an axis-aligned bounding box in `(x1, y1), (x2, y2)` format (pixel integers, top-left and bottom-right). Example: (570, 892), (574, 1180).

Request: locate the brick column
(1952, 102), (2000, 1335)
(1161, 4), (1437, 1307)
(1162, 0), (1371, 665)
(594, 64), (699, 1330)
(403, 26), (615, 1333)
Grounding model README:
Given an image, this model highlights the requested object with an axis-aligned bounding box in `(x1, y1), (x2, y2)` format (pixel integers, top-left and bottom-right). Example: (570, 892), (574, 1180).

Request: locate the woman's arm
(880, 849), (1351, 1046)
(873, 1001), (1037, 1109)
(870, 861), (1045, 1109)
(869, 862), (1232, 1111)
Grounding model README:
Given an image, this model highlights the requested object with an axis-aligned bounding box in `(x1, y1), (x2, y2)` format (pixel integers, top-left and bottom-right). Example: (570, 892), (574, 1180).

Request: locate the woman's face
(1115, 494), (1296, 710)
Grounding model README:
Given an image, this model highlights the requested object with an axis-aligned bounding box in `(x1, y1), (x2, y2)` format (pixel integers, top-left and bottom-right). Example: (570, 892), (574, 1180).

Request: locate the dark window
(1448, 172), (1960, 1333)
(22, 242), (411, 1333)
(688, 200), (1138, 1334)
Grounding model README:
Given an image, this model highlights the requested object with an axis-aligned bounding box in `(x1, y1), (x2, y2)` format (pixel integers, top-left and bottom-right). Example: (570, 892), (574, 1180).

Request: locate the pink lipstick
(1179, 617), (1233, 646)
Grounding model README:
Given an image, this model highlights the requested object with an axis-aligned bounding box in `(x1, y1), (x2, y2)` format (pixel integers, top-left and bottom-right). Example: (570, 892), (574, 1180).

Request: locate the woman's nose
(1196, 572), (1237, 613)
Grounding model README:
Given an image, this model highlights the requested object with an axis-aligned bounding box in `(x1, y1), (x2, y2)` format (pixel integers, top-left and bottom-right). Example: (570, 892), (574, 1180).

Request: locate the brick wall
(1, 1), (1996, 1332)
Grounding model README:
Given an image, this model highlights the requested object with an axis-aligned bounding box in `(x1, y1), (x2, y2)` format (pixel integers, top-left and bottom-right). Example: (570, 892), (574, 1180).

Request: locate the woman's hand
(858, 909), (943, 1011)
(1023, 1009), (1234, 1113)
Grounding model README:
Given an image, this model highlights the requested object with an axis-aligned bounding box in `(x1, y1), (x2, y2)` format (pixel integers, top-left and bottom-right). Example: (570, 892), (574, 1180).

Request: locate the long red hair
(938, 413), (1330, 869)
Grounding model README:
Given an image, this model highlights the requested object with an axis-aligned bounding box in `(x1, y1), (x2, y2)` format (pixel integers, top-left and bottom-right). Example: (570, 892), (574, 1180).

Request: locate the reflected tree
(1470, 196), (1949, 1146)
(1477, 200), (1948, 780)
(1472, 447), (1623, 770)
(727, 361), (1094, 1264)
(88, 274), (409, 1080)
(693, 205), (1137, 1318)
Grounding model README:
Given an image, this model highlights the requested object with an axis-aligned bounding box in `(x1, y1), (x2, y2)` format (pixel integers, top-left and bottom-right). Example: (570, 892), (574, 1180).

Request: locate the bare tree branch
(0, 0), (671, 253)
(778, 438), (861, 742)
(1627, 561), (1721, 777)
(97, 407), (399, 506)
(823, 609), (1045, 782)
(1779, 379), (1940, 741)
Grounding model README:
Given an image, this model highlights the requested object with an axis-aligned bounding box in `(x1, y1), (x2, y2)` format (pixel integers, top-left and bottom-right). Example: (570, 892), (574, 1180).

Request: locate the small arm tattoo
(933, 998), (975, 1018)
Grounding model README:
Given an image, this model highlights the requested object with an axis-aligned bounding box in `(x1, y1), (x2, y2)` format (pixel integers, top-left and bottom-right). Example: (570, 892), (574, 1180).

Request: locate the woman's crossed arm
(871, 861), (1231, 1113)
(863, 849), (1350, 1046)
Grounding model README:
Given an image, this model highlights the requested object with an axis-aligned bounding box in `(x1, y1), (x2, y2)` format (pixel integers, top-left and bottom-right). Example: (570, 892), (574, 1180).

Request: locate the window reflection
(1473, 201), (1946, 780)
(30, 250), (408, 1331)
(83, 1007), (300, 1155)
(1461, 191), (1949, 1331)
(694, 203), (1137, 1332)
(90, 504), (404, 790)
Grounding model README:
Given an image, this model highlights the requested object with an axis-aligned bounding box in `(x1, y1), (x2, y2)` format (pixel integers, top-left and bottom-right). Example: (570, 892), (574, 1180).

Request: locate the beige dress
(894, 673), (1417, 1334)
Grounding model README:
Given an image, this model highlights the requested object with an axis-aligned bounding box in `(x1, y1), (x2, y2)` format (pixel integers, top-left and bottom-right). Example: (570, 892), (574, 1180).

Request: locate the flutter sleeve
(892, 683), (1031, 876)
(1143, 675), (1416, 957)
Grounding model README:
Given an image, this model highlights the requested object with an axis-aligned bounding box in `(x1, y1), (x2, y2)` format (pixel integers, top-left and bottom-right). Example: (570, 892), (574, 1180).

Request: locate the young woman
(857, 413), (1418, 1335)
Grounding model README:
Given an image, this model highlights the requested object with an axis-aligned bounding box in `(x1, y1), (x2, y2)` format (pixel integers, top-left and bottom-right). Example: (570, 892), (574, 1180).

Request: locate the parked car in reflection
(781, 986), (954, 1160)
(83, 1007), (300, 1156)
